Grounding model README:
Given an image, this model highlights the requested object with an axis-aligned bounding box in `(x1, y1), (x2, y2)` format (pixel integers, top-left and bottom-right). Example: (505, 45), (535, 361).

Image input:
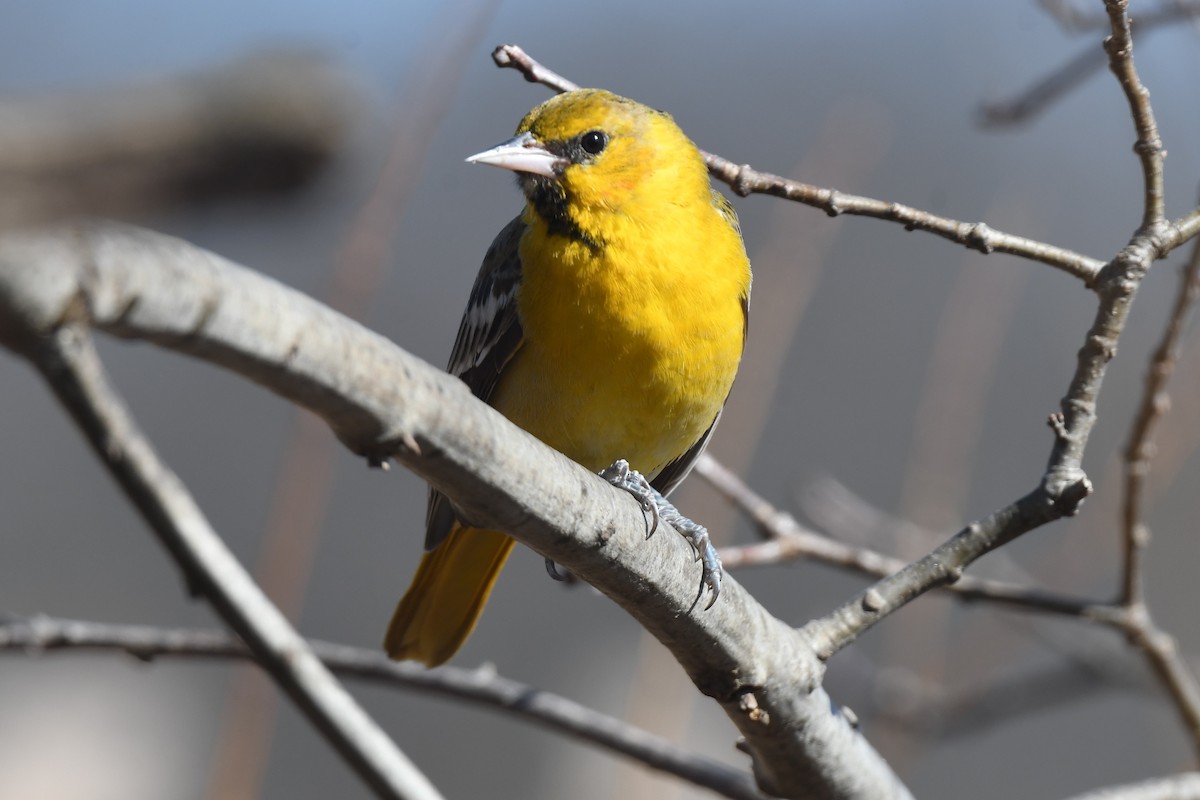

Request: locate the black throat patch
(519, 173), (603, 253)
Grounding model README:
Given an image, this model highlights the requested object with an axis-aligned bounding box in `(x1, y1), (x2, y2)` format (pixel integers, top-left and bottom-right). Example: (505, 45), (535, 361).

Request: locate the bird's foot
(600, 458), (722, 612)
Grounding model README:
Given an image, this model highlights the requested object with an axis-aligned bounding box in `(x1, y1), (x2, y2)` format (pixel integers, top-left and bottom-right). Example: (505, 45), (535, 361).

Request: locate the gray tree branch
(0, 614), (768, 800)
(490, 43), (1106, 285)
(0, 220), (910, 800)
(1059, 773), (1200, 800)
(0, 311), (440, 799)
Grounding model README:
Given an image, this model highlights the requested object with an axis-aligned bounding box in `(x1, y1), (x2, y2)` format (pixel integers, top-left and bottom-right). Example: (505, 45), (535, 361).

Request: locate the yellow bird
(385, 89), (751, 666)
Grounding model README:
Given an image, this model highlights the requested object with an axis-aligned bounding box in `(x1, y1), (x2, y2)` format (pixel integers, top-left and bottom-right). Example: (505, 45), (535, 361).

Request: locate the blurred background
(2, 1), (1199, 798)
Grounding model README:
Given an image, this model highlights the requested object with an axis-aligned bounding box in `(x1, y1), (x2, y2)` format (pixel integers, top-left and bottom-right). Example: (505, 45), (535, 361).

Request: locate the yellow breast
(492, 202), (748, 478)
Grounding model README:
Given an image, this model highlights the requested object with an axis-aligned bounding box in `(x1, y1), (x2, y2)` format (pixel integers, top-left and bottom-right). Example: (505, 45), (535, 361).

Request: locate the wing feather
(425, 215), (526, 549)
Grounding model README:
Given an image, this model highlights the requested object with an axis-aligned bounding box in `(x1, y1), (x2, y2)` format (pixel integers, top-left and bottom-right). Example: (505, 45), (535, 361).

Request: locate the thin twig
(984, 1), (1200, 127)
(1041, 0), (1200, 33)
(793, 1), (1185, 660)
(1104, 0), (1167, 228)
(1118, 235), (1200, 756)
(1173, 207), (1200, 246)
(486, 38), (1194, 679)
(0, 615), (768, 800)
(1121, 243), (1200, 604)
(979, 37), (1112, 127)
(11, 327), (441, 800)
(698, 455), (1119, 622)
(489, 44), (1105, 286)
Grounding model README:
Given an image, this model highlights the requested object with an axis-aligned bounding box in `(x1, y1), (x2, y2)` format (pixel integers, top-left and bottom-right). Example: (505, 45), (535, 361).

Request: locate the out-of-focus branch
(490, 44), (1106, 286)
(1117, 236), (1200, 756)
(979, 38), (1113, 127)
(487, 34), (1200, 699)
(205, 6), (499, 798)
(698, 456), (1118, 622)
(1058, 773), (1200, 800)
(1121, 242), (1200, 605)
(0, 221), (910, 800)
(3, 324), (438, 799)
(982, 1), (1200, 127)
(0, 51), (353, 229)
(1041, 0), (1200, 33)
(0, 615), (769, 800)
(795, 1), (1187, 661)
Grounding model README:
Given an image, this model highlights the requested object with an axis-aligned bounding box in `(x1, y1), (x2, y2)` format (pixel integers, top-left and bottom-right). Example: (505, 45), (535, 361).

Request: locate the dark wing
(651, 190), (750, 497)
(650, 409), (723, 497)
(425, 215), (527, 549)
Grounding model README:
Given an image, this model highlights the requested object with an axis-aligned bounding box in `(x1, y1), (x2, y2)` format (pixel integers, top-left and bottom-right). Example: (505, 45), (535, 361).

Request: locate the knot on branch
(825, 190), (844, 217)
(1043, 469), (1093, 516)
(965, 222), (996, 254)
(732, 164), (754, 197)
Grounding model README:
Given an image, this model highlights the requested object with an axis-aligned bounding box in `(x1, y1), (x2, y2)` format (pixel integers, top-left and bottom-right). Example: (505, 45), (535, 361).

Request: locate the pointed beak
(465, 131), (565, 178)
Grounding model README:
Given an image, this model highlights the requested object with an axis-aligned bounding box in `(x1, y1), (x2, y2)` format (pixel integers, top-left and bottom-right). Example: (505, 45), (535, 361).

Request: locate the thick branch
(0, 221), (910, 800)
(8, 323), (439, 800)
(0, 615), (768, 800)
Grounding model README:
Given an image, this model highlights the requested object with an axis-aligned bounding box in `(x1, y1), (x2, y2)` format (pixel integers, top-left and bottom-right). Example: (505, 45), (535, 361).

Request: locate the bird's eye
(579, 130), (607, 155)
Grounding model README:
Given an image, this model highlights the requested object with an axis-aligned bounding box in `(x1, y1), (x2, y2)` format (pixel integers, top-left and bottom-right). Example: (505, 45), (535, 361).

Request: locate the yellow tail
(384, 525), (516, 666)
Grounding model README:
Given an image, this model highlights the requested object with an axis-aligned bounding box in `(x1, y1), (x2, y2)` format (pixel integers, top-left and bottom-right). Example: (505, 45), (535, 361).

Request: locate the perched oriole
(385, 89), (751, 666)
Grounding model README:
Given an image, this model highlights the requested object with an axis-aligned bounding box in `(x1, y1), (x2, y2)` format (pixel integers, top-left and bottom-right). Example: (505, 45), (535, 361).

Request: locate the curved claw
(545, 558), (570, 582)
(600, 457), (723, 613)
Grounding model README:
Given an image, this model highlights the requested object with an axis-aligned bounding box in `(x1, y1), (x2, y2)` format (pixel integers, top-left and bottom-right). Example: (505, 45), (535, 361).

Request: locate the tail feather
(384, 525), (516, 666)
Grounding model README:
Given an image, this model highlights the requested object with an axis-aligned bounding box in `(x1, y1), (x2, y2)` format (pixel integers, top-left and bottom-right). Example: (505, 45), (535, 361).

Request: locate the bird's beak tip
(466, 132), (564, 179)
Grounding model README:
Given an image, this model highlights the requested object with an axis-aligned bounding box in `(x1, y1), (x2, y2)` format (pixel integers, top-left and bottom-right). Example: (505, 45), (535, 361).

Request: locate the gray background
(2, 1), (1199, 798)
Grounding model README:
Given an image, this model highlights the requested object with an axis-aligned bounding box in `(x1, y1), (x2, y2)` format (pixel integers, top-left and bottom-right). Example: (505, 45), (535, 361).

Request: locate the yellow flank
(385, 89), (751, 666)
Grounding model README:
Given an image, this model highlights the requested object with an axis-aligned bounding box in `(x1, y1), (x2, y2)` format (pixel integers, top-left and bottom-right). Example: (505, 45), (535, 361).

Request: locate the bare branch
(1121, 241), (1200, 604)
(698, 456), (1119, 622)
(491, 43), (579, 93)
(0, 221), (910, 800)
(1118, 235), (1200, 756)
(984, 2), (1200, 127)
(797, 192), (1184, 657)
(489, 44), (1105, 286)
(485, 40), (1200, 739)
(0, 615), (768, 800)
(2, 324), (439, 799)
(796, 220), (1156, 657)
(205, 5), (502, 796)
(1173, 207), (1200, 246)
(1058, 772), (1200, 800)
(0, 52), (353, 230)
(979, 38), (1110, 128)
(1041, 0), (1200, 33)
(1103, 0), (1167, 227)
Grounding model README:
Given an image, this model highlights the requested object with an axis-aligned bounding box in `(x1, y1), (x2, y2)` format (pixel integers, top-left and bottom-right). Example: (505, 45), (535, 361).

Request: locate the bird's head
(467, 89), (709, 246)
